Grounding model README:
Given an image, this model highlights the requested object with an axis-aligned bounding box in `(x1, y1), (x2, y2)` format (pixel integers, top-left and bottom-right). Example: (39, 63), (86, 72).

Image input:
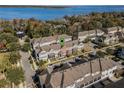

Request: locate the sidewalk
(28, 51), (38, 70)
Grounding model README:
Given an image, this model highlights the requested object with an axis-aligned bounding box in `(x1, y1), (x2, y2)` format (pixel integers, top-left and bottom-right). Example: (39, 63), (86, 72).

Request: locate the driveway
(19, 51), (35, 88)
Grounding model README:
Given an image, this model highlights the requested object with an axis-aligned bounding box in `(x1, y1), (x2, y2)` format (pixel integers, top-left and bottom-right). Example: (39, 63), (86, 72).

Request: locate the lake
(0, 6), (124, 20)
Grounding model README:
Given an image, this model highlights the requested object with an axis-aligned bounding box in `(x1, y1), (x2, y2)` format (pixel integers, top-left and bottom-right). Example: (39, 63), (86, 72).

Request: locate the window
(85, 82), (89, 86)
(80, 84), (85, 88)
(98, 77), (101, 80)
(89, 80), (93, 84)
(106, 73), (108, 75)
(43, 84), (46, 88)
(94, 78), (97, 81)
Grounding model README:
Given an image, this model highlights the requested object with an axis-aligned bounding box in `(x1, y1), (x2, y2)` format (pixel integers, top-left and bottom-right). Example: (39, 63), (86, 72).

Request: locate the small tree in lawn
(96, 51), (106, 58)
(6, 42), (21, 52)
(0, 79), (9, 88)
(25, 37), (30, 42)
(106, 48), (115, 55)
(83, 37), (90, 43)
(9, 51), (21, 65)
(22, 42), (30, 52)
(6, 67), (25, 86)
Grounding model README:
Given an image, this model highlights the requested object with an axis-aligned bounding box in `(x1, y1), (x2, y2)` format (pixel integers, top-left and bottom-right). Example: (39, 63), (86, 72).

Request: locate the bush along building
(39, 57), (117, 88)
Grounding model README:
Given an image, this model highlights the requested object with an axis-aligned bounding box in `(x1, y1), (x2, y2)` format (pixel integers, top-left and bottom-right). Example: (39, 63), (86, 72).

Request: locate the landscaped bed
(0, 53), (25, 88)
(0, 53), (11, 71)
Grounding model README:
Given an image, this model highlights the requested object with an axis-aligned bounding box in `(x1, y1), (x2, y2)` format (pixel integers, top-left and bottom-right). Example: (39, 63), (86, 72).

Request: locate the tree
(83, 37), (91, 43)
(6, 67), (25, 86)
(106, 48), (115, 55)
(96, 51), (106, 58)
(25, 37), (30, 42)
(39, 60), (47, 66)
(6, 42), (21, 52)
(21, 43), (30, 52)
(9, 52), (21, 64)
(0, 33), (18, 44)
(92, 21), (102, 36)
(0, 79), (8, 88)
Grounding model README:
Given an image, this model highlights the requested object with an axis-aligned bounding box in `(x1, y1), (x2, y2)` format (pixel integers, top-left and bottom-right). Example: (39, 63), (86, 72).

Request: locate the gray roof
(40, 58), (116, 88)
(36, 40), (79, 53)
(57, 34), (72, 40)
(107, 27), (117, 31)
(91, 59), (101, 73)
(32, 34), (72, 45)
(50, 44), (61, 50)
(64, 40), (78, 48)
(42, 45), (51, 52)
(100, 58), (115, 71)
(78, 29), (103, 37)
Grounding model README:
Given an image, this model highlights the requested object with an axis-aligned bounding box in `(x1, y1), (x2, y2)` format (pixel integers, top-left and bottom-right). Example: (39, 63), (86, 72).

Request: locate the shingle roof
(91, 59), (101, 73)
(40, 58), (116, 88)
(36, 40), (79, 53)
(107, 27), (117, 31)
(42, 45), (51, 52)
(78, 29), (103, 37)
(100, 58), (115, 71)
(57, 34), (72, 40)
(50, 44), (61, 50)
(32, 34), (72, 45)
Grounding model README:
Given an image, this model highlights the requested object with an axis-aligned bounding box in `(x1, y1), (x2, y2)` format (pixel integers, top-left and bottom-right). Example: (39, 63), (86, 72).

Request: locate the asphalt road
(19, 51), (35, 88)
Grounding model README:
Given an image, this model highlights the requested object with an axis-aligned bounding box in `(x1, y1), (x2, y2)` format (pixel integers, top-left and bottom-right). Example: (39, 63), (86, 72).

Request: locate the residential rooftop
(39, 57), (116, 88)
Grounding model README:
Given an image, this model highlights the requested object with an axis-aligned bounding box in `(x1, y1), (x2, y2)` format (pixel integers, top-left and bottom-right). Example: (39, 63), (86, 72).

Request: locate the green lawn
(0, 53), (9, 61)
(0, 53), (25, 87)
(0, 53), (11, 72)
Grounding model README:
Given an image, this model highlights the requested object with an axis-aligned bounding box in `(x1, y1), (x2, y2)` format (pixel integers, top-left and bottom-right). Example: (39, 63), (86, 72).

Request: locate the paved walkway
(46, 43), (124, 66)
(19, 51), (35, 88)
(28, 51), (38, 70)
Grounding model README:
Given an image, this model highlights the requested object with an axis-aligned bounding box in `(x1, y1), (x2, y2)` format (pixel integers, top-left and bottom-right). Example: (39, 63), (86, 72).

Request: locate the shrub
(106, 48), (115, 55)
(111, 57), (120, 62)
(21, 43), (30, 52)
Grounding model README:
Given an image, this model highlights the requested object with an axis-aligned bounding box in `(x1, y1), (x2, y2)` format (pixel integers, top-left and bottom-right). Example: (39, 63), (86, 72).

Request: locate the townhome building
(39, 57), (117, 88)
(34, 40), (84, 61)
(32, 27), (124, 61)
(78, 29), (104, 42)
(31, 34), (72, 49)
(103, 33), (119, 45)
(92, 27), (124, 45)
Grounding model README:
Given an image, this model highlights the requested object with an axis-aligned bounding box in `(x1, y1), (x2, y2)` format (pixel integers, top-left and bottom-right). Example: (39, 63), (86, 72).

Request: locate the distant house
(78, 29), (104, 42)
(103, 27), (120, 34)
(93, 33), (119, 45)
(103, 33), (119, 45)
(31, 34), (72, 49)
(57, 34), (72, 43)
(115, 31), (124, 41)
(92, 36), (105, 46)
(93, 27), (119, 45)
(0, 43), (5, 49)
(16, 31), (25, 38)
(39, 58), (117, 88)
(0, 42), (6, 51)
(34, 40), (84, 61)
(32, 27), (121, 61)
(0, 27), (4, 32)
